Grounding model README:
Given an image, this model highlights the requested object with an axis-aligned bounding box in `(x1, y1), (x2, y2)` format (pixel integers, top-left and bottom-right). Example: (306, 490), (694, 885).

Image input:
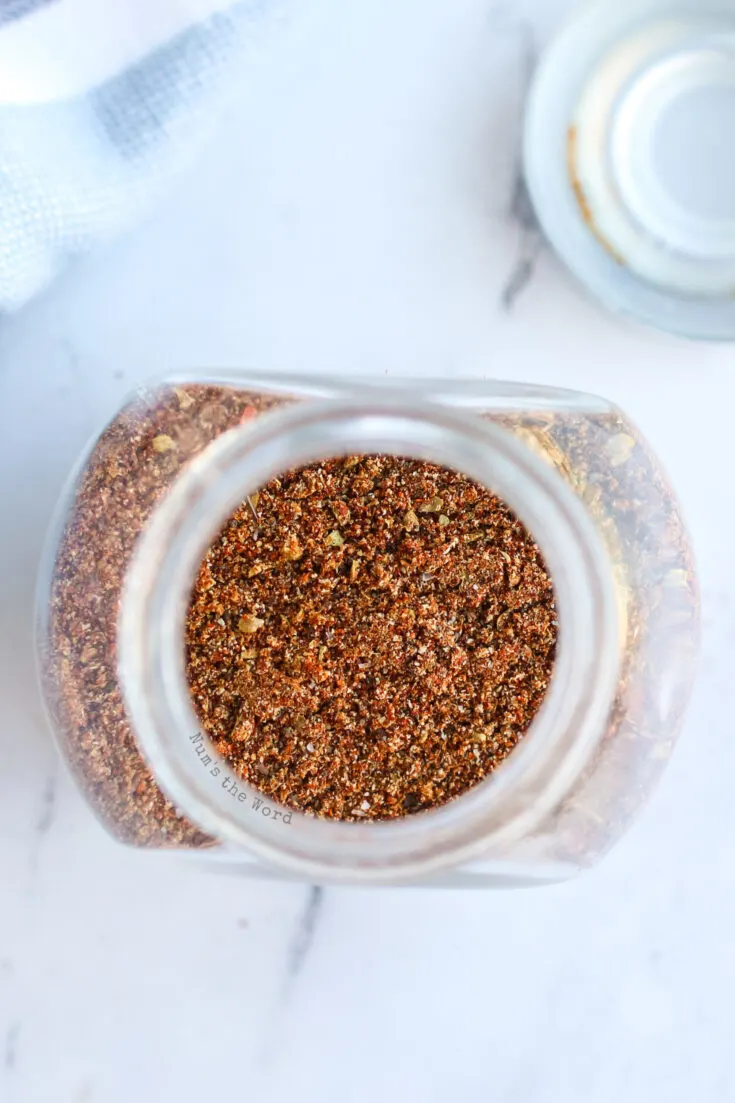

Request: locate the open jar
(36, 373), (699, 887)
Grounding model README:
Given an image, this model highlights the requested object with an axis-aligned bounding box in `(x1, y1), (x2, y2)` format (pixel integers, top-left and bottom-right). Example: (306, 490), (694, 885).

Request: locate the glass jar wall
(36, 374), (699, 886)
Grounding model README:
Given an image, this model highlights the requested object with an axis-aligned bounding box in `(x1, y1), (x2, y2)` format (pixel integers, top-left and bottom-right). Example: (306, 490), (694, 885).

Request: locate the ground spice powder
(185, 455), (558, 821)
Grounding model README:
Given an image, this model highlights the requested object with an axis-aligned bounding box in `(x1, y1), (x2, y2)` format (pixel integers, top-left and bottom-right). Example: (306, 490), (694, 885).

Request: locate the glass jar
(36, 373), (699, 887)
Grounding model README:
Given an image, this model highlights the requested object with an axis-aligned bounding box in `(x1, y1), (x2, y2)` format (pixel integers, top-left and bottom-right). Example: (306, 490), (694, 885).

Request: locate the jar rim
(119, 394), (621, 883)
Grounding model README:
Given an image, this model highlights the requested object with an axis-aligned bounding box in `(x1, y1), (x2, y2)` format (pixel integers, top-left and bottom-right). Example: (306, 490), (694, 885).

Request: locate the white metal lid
(525, 0), (735, 339)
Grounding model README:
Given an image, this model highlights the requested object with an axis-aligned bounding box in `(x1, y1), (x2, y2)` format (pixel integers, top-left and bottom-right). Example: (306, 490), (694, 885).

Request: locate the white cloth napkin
(0, 0), (263, 310)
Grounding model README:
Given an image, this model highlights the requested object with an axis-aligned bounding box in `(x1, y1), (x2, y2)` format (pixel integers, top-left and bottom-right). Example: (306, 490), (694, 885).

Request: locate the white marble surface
(2, 1), (735, 1100)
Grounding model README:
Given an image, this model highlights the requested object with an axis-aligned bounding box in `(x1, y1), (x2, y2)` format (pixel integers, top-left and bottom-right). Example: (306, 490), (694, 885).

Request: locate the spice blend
(185, 456), (559, 822)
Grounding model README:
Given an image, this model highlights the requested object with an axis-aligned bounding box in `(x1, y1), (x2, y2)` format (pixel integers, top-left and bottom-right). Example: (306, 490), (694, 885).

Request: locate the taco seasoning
(37, 374), (699, 887)
(185, 455), (558, 822)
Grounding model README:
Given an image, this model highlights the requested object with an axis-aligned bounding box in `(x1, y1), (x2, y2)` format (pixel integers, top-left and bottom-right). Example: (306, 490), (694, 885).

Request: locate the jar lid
(524, 0), (735, 340)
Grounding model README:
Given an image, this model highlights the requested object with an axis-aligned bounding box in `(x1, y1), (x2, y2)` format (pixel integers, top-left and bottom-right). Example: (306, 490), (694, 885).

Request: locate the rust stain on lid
(567, 126), (627, 267)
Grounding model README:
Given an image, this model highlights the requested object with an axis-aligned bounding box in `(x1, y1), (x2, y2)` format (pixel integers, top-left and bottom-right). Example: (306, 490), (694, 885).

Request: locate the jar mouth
(119, 397), (621, 884)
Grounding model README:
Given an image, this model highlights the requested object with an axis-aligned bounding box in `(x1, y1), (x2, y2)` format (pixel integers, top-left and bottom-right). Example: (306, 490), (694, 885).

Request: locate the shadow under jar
(36, 373), (699, 887)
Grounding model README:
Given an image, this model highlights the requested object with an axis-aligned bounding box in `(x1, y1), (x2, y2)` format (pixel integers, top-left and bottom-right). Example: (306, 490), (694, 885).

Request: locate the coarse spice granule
(185, 456), (559, 822)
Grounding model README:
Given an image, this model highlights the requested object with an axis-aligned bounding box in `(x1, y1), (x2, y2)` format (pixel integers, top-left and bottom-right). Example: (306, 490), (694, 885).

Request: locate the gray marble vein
(285, 885), (324, 984)
(254, 886), (326, 1070)
(497, 15), (546, 311)
(4, 1023), (18, 1071)
(25, 770), (58, 890)
(36, 773), (57, 837)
